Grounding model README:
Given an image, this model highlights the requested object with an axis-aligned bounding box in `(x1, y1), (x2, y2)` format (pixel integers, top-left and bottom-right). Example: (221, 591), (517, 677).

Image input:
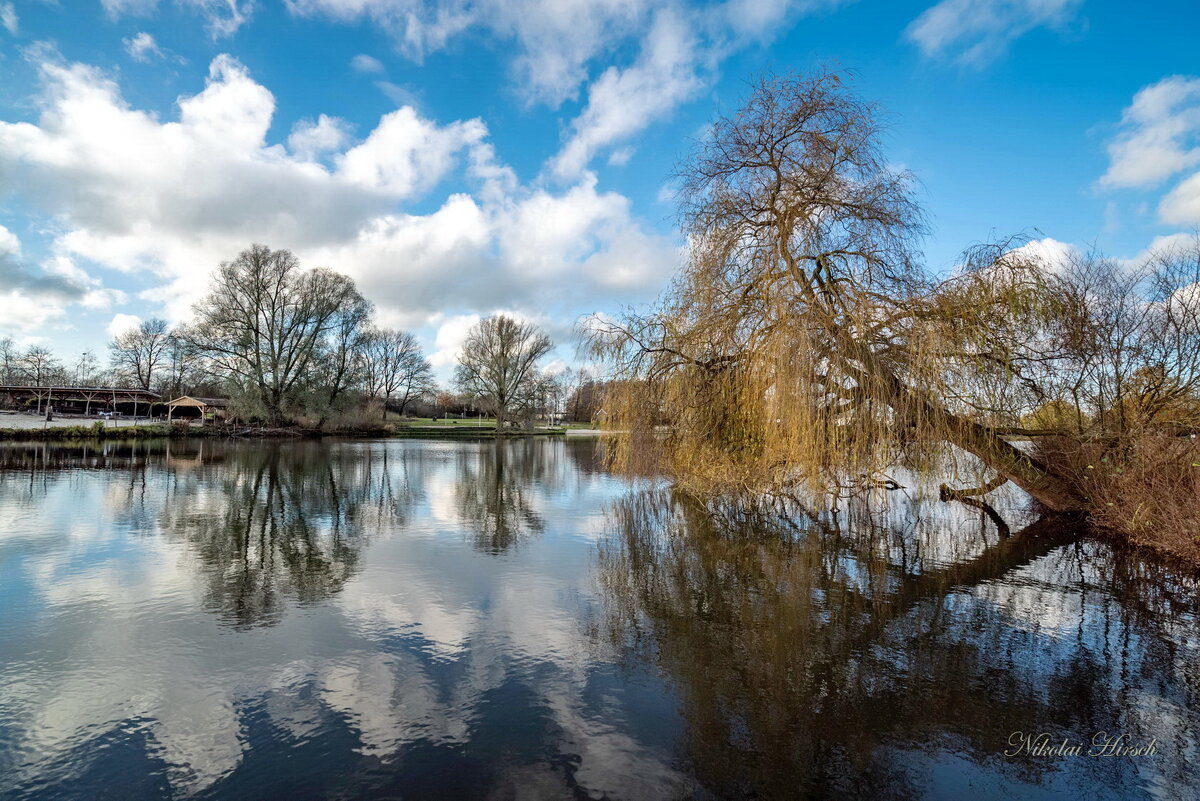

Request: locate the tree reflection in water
(159, 441), (418, 627)
(598, 489), (1200, 800)
(453, 439), (552, 553)
(0, 439), (420, 628)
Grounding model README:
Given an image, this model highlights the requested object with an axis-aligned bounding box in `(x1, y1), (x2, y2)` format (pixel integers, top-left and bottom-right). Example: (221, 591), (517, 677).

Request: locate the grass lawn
(392, 417), (592, 433)
(399, 417), (499, 428)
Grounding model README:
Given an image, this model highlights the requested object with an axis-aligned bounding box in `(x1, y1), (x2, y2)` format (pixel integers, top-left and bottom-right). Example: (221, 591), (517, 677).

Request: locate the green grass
(0, 423), (201, 441)
(391, 416), (574, 437)
(399, 417), (499, 428)
(396, 417), (594, 429)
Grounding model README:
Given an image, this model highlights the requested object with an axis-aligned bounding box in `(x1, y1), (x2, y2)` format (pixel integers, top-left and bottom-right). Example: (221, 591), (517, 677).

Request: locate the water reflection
(599, 489), (1200, 800)
(453, 439), (549, 553)
(0, 438), (1198, 800)
(156, 443), (411, 627)
(0, 440), (417, 628)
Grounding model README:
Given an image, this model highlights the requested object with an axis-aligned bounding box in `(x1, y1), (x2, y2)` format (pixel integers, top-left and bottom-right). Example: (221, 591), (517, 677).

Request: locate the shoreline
(0, 421), (594, 442)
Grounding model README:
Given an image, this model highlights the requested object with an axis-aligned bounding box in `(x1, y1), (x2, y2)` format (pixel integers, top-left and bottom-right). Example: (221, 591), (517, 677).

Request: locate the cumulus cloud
(123, 32), (165, 62)
(106, 313), (144, 338)
(1005, 236), (1078, 274)
(287, 114), (353, 161)
(428, 313), (481, 368)
(0, 50), (677, 343)
(338, 108), (487, 196)
(906, 0), (1082, 66)
(1101, 75), (1200, 227)
(0, 225), (122, 331)
(1161, 173), (1200, 224)
(287, 1), (841, 177)
(1101, 76), (1200, 189)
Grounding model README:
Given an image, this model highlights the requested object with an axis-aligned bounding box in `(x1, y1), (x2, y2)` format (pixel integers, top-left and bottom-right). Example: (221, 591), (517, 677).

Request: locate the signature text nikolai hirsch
(1005, 731), (1158, 758)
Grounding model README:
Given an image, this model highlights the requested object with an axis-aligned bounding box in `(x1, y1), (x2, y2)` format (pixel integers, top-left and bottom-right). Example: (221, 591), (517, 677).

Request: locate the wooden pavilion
(165, 396), (230, 422)
(0, 385), (162, 417)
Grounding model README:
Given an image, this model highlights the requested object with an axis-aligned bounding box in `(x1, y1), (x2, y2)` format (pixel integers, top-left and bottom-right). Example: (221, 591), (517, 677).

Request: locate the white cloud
(284, 0), (474, 61)
(285, 0), (643, 105)
(1124, 232), (1197, 267)
(0, 223), (18, 257)
(180, 54), (275, 149)
(123, 32), (165, 62)
(548, 0), (841, 179)
(428, 313), (481, 367)
(1101, 75), (1200, 189)
(1, 2), (17, 35)
(350, 53), (385, 74)
(287, 114), (353, 161)
(102, 0), (160, 16)
(287, 0), (839, 179)
(487, 0), (648, 107)
(0, 224), (121, 332)
(1006, 236), (1077, 274)
(289, 0), (838, 110)
(106, 313), (144, 338)
(549, 7), (702, 179)
(0, 51), (677, 341)
(103, 0), (253, 37)
(1100, 76), (1200, 227)
(1161, 172), (1200, 225)
(906, 0), (1082, 66)
(373, 80), (420, 107)
(337, 107), (487, 197)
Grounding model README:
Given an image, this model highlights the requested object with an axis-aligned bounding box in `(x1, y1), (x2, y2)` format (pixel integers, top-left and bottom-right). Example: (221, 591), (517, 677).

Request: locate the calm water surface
(0, 437), (1197, 800)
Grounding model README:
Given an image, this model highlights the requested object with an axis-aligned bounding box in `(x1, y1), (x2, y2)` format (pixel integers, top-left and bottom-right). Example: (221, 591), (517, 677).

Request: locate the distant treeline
(1, 244), (609, 429)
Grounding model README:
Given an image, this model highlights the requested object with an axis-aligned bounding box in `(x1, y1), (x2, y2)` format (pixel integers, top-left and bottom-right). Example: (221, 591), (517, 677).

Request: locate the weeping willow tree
(587, 71), (1200, 515)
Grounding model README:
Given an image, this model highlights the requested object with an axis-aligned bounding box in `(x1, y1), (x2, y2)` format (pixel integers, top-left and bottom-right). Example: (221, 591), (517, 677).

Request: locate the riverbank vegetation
(587, 71), (1200, 563)
(2, 245), (579, 432)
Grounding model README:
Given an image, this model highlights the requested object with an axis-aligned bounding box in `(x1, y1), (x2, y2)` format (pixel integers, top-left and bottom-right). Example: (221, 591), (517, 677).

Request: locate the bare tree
(18, 345), (63, 386)
(109, 319), (170, 391)
(159, 330), (209, 399)
(0, 337), (19, 384)
(454, 315), (553, 430)
(361, 328), (434, 418)
(566, 371), (605, 423)
(72, 351), (102, 386)
(317, 290), (373, 421)
(184, 244), (362, 425)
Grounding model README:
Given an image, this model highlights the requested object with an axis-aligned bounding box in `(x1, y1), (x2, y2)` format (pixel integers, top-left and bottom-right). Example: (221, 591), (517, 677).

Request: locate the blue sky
(1, 0), (1198, 378)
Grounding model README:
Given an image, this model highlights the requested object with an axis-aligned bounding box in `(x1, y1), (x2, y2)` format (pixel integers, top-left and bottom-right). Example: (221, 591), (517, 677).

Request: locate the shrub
(1036, 434), (1200, 563)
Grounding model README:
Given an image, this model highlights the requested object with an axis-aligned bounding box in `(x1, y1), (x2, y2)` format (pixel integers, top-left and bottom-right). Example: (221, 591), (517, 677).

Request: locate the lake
(0, 437), (1197, 800)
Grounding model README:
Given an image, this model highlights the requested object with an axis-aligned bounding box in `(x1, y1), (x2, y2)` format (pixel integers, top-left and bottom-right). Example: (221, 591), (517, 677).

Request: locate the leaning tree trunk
(797, 275), (1088, 513)
(911, 391), (1086, 512)
(860, 331), (1086, 512)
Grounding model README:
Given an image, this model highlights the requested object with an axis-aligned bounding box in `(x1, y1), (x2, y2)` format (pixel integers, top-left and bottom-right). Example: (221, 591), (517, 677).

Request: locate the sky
(1, 0), (1199, 380)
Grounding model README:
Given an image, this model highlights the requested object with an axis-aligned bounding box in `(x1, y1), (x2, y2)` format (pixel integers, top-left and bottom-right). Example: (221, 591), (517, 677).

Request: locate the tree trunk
(858, 335), (1087, 512)
(809, 291), (1088, 513)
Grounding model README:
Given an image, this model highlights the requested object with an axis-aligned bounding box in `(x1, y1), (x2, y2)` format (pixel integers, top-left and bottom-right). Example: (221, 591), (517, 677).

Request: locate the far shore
(0, 412), (610, 441)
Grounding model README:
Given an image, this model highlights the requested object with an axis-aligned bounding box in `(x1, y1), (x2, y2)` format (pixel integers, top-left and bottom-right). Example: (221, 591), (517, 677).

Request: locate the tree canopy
(454, 315), (553, 429)
(588, 71), (1200, 516)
